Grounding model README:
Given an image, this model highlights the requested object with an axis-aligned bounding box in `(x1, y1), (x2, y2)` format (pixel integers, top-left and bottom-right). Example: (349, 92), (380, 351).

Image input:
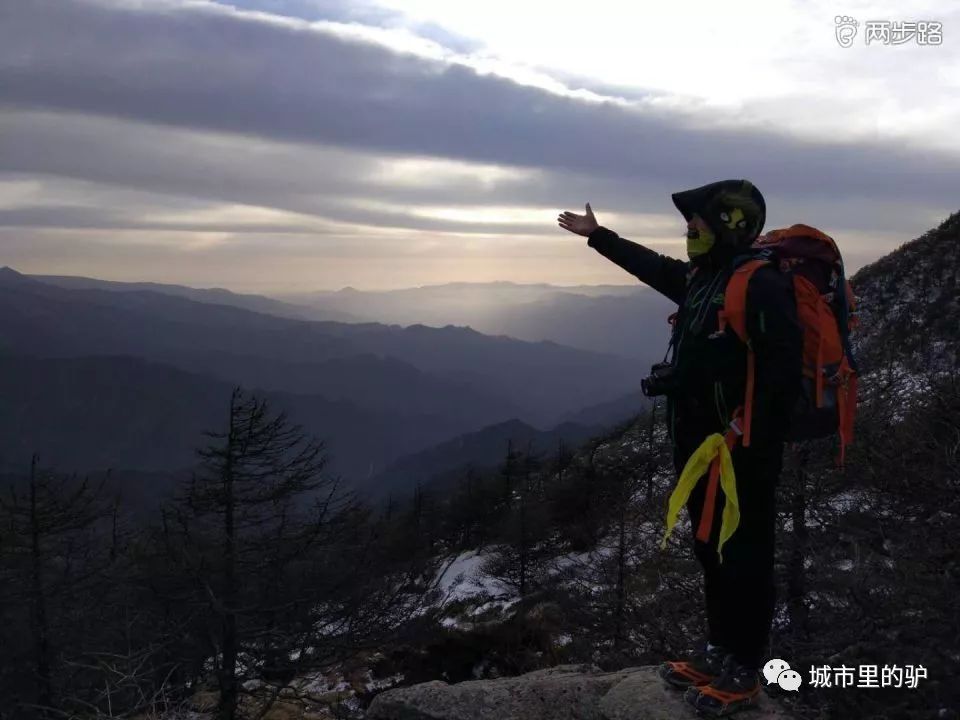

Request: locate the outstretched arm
(558, 203), (688, 305)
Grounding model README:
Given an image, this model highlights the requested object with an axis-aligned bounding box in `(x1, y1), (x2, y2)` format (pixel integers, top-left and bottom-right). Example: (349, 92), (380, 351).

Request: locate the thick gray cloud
(0, 108), (944, 242)
(0, 0), (957, 290)
(2, 0), (958, 206)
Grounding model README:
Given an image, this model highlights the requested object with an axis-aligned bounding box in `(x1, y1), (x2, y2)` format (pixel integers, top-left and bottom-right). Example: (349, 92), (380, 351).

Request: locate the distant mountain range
(32, 274), (675, 361)
(0, 268), (655, 494)
(0, 353), (451, 487)
(3, 268), (651, 425)
(278, 281), (674, 360)
(33, 273), (358, 322)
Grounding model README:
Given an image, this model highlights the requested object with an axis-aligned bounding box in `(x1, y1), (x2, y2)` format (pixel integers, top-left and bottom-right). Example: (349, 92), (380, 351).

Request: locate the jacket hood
(672, 179), (766, 252)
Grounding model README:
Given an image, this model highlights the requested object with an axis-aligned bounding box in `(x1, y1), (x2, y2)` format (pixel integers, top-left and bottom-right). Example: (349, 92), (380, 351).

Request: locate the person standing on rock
(558, 180), (802, 716)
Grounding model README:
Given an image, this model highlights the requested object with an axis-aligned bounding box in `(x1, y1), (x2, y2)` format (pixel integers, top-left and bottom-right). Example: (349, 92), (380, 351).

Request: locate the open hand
(557, 203), (599, 237)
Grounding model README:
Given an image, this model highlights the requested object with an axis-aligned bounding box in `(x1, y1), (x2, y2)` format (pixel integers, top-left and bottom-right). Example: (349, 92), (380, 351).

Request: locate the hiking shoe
(658, 644), (728, 690)
(683, 656), (761, 716)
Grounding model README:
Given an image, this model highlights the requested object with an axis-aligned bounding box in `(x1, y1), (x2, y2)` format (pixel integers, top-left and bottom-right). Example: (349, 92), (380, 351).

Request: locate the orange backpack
(718, 224), (859, 466)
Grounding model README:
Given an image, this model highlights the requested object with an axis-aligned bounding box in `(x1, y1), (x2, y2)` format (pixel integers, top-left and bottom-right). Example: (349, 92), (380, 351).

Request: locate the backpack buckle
(728, 417), (744, 436)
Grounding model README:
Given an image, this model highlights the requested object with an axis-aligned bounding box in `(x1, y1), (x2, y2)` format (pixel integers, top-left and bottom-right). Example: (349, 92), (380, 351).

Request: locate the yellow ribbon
(660, 433), (740, 562)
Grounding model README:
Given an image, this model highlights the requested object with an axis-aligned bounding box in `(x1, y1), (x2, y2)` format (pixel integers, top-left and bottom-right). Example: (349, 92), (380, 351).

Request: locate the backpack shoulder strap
(718, 258), (770, 342)
(718, 258), (771, 448)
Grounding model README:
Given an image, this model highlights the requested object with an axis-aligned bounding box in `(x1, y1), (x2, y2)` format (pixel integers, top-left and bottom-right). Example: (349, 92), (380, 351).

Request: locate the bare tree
(158, 388), (439, 720)
(0, 455), (114, 719)
(481, 442), (550, 599)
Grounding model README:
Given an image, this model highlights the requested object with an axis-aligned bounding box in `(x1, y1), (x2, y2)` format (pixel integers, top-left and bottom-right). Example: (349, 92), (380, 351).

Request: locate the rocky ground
(367, 664), (794, 720)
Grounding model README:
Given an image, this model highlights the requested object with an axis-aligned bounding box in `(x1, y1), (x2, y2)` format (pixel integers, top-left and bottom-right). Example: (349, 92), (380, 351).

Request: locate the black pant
(675, 439), (782, 669)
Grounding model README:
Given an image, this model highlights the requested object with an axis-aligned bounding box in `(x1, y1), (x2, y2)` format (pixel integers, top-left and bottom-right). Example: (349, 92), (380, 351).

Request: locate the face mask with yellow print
(686, 215), (716, 259)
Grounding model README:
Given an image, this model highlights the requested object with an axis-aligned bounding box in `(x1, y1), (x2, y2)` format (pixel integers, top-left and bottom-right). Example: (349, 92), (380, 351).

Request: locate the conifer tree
(0, 455), (113, 719)
(161, 389), (345, 720)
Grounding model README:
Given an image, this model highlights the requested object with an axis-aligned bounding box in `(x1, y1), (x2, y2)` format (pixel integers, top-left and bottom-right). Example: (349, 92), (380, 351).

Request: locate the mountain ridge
(361, 416), (611, 500)
(850, 210), (960, 375)
(29, 271), (358, 322)
(1, 267), (640, 428)
(0, 353), (461, 484)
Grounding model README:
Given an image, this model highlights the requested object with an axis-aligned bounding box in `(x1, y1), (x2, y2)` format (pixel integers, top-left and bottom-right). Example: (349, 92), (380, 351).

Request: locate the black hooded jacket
(587, 226), (803, 462)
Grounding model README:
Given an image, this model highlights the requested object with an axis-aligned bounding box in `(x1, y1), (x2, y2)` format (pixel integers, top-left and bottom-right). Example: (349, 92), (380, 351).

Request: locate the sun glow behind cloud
(367, 156), (538, 190)
(412, 205), (559, 225)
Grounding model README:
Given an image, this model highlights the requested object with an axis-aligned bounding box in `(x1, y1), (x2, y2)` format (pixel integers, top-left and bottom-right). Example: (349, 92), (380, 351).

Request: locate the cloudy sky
(1, 0), (958, 292)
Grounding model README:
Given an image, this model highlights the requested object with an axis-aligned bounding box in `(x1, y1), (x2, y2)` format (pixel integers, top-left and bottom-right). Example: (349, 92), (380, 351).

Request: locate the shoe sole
(684, 689), (760, 717)
(690, 700), (758, 717)
(661, 675), (712, 690)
